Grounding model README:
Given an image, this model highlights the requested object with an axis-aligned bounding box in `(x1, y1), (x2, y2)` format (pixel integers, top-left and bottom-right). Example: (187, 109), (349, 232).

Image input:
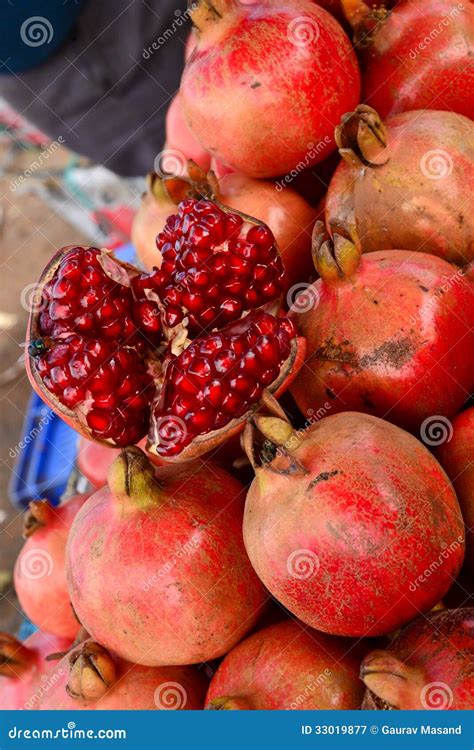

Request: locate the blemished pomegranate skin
(206, 618), (368, 710)
(67, 448), (268, 666)
(243, 412), (465, 637)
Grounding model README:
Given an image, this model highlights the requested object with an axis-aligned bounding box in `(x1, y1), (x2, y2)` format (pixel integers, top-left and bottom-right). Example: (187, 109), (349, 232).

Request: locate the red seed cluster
(35, 335), (153, 446)
(133, 199), (286, 334)
(153, 313), (296, 456)
(39, 247), (161, 348)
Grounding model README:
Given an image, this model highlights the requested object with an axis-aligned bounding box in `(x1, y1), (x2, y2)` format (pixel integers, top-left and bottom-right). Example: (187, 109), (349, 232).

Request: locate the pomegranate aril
(214, 349), (237, 374)
(185, 408), (214, 431)
(255, 335), (280, 366)
(246, 224), (274, 251)
(204, 380), (226, 407)
(62, 386), (85, 408)
(86, 410), (114, 436)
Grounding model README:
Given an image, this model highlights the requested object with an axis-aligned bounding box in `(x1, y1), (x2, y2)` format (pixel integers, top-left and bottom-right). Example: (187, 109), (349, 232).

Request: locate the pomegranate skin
(37, 640), (208, 710)
(361, 608), (474, 710)
(436, 408), (474, 575)
(206, 619), (367, 710)
(67, 449), (267, 666)
(14, 494), (89, 639)
(289, 232), (474, 434)
(77, 437), (120, 489)
(0, 631), (72, 710)
(243, 412), (465, 637)
(325, 108), (474, 264)
(344, 0), (474, 119)
(164, 93), (211, 174)
(181, 0), (360, 178)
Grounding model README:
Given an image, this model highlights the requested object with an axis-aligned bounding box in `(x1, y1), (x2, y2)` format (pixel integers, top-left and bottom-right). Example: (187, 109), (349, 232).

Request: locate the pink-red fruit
(243, 412), (465, 637)
(14, 495), (88, 639)
(361, 608), (474, 710)
(206, 619), (367, 710)
(181, 0), (360, 177)
(67, 448), (267, 666)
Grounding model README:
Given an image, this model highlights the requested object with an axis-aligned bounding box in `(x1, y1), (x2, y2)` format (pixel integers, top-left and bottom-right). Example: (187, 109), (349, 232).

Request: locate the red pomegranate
(342, 0), (474, 119)
(361, 608), (474, 710)
(0, 630), (72, 710)
(134, 161), (318, 288)
(164, 93), (211, 174)
(67, 447), (268, 666)
(180, 0), (360, 177)
(289, 223), (474, 434)
(325, 107), (474, 264)
(243, 411), (465, 637)
(26, 204), (305, 460)
(436, 408), (474, 576)
(77, 437), (120, 489)
(37, 640), (208, 710)
(206, 618), (367, 710)
(14, 494), (89, 639)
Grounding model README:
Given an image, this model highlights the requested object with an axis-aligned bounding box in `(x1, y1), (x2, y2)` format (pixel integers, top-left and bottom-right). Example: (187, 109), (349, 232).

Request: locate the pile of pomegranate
(3, 0), (473, 713)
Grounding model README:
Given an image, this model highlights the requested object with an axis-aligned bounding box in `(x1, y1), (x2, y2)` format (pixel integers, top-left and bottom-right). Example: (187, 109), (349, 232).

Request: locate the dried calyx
(66, 641), (116, 701)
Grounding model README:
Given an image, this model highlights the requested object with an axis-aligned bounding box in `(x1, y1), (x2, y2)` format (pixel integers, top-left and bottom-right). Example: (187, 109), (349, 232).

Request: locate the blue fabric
(0, 0), (87, 74)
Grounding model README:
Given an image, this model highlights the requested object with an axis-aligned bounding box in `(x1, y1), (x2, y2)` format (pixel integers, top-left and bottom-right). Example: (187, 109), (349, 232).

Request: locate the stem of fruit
(335, 105), (388, 168)
(341, 0), (389, 48)
(67, 642), (116, 702)
(190, 0), (238, 32)
(360, 650), (426, 709)
(22, 499), (55, 538)
(312, 221), (361, 283)
(0, 633), (35, 678)
(107, 447), (164, 512)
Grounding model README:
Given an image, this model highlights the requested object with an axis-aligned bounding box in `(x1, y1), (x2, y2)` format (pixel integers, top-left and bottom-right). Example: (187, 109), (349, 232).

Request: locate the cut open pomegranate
(26, 202), (305, 460)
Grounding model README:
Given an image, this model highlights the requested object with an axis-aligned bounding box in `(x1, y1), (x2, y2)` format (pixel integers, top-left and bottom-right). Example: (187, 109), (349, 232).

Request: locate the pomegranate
(14, 494), (89, 639)
(77, 437), (120, 489)
(361, 608), (474, 710)
(0, 631), (72, 710)
(38, 640), (208, 710)
(243, 411), (465, 637)
(164, 93), (211, 174)
(131, 173), (176, 271)
(180, 0), (360, 177)
(325, 106), (474, 264)
(134, 161), (317, 288)
(66, 447), (268, 666)
(436, 408), (474, 576)
(206, 618), (367, 709)
(289, 222), (474, 434)
(26, 203), (305, 460)
(342, 0), (474, 119)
